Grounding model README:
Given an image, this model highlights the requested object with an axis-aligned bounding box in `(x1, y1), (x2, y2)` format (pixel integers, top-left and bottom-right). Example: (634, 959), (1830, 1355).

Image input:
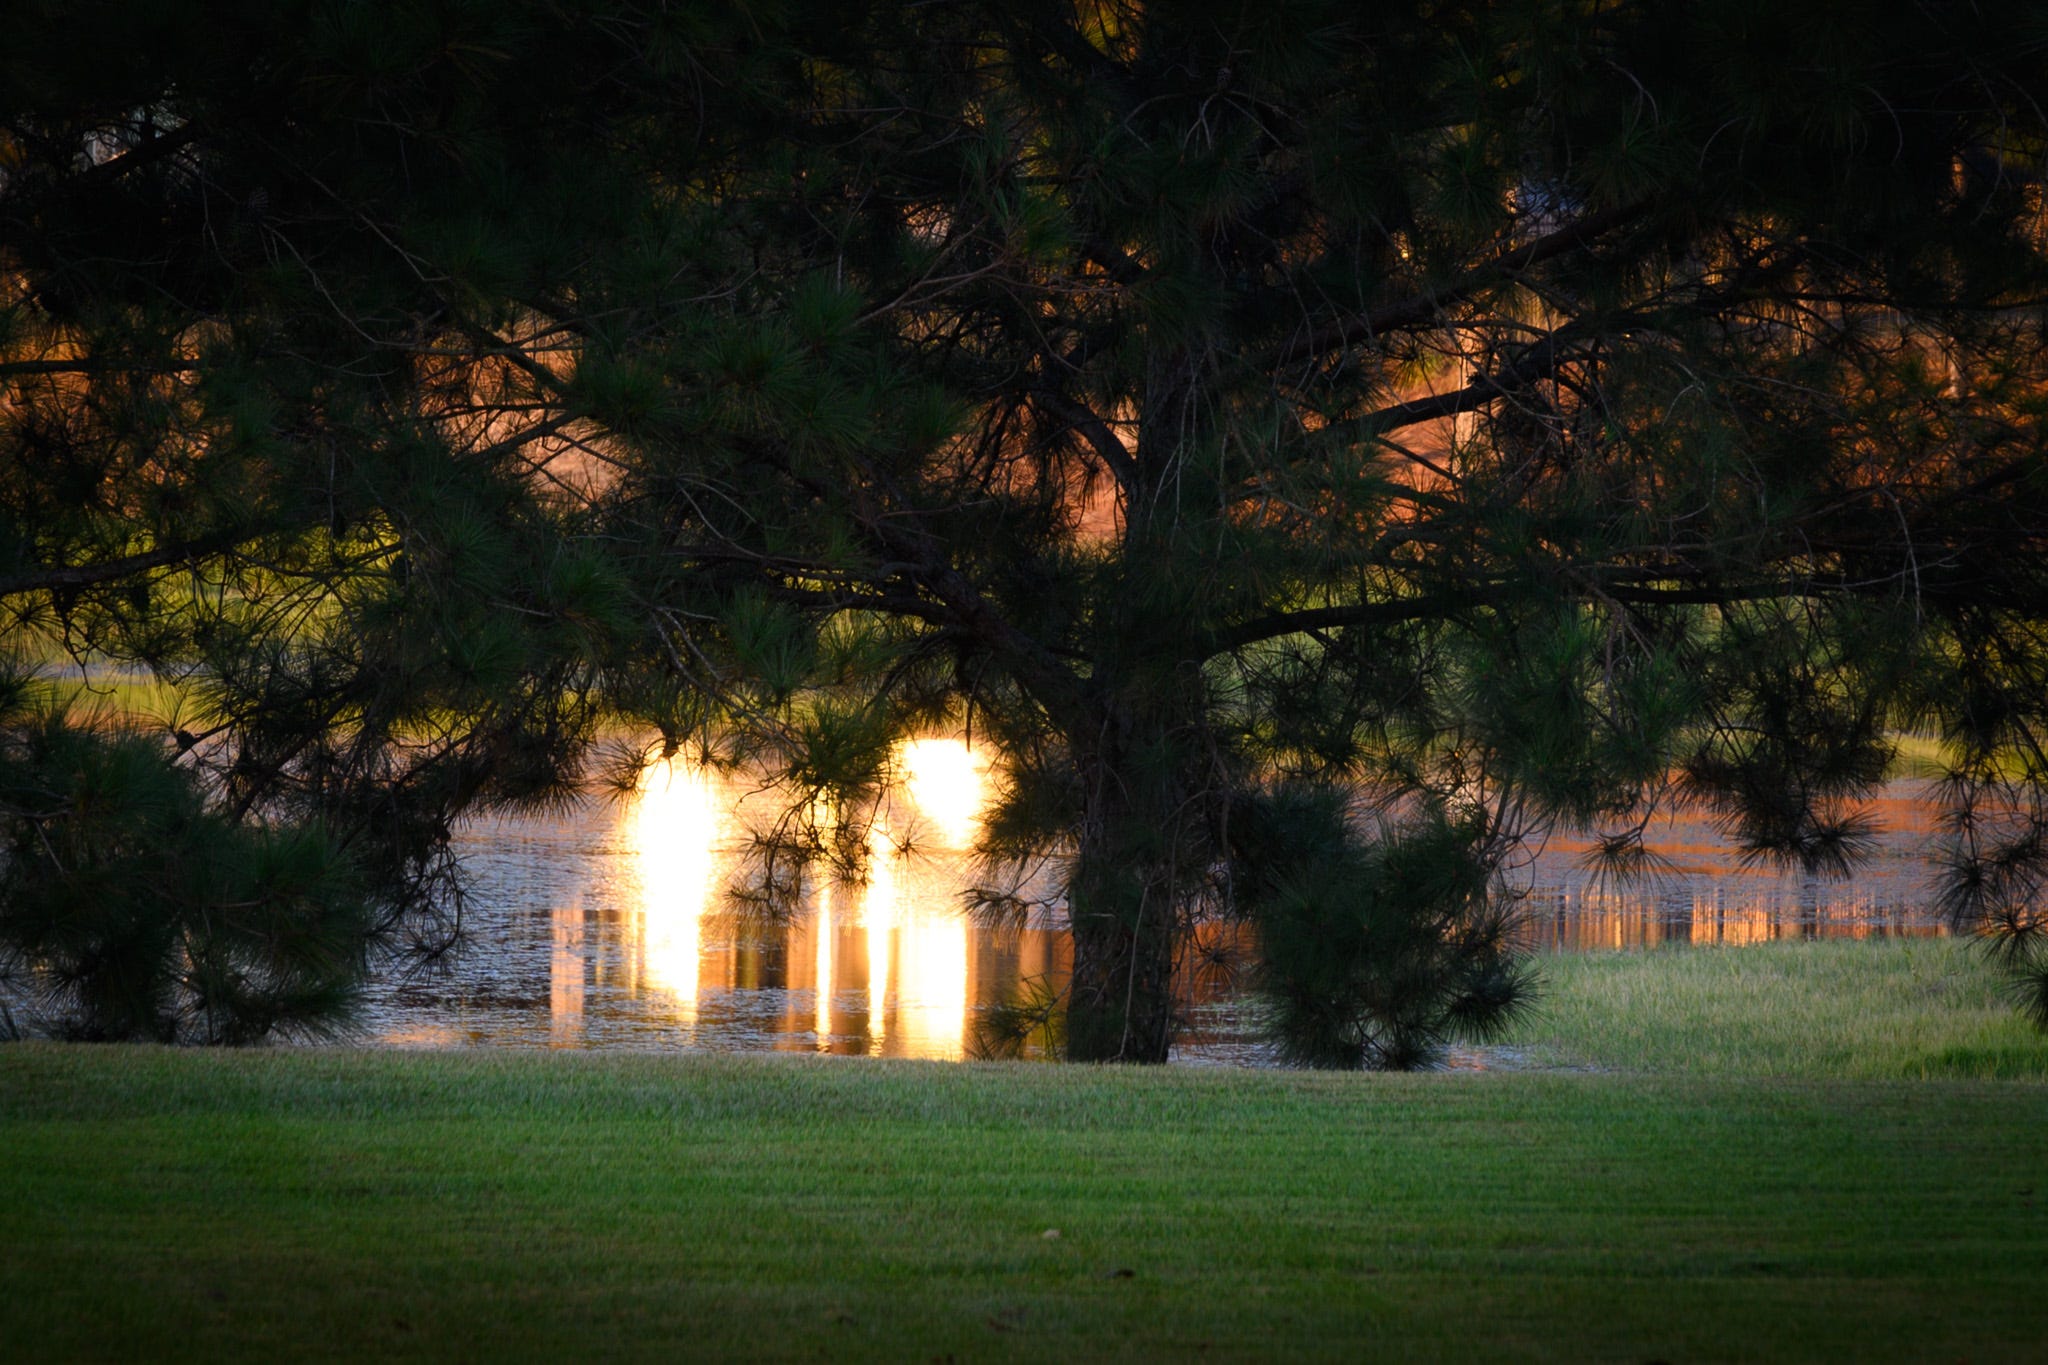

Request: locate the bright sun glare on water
(632, 758), (721, 1019)
(624, 740), (987, 1055)
(897, 738), (986, 847)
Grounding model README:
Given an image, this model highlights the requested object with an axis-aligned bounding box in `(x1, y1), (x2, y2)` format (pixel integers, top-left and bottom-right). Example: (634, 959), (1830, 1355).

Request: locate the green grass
(1521, 935), (2048, 1079)
(5, 940), (2048, 1362)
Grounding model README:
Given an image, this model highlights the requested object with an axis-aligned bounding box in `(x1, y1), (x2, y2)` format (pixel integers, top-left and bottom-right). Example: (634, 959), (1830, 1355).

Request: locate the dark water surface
(356, 752), (1949, 1063)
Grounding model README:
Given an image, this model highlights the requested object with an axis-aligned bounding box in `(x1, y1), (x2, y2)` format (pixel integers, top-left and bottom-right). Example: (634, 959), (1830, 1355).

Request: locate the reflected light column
(866, 825), (895, 1053)
(896, 901), (968, 1061)
(550, 898), (585, 1047)
(893, 736), (981, 1057)
(815, 881), (834, 1048)
(633, 758), (722, 1031)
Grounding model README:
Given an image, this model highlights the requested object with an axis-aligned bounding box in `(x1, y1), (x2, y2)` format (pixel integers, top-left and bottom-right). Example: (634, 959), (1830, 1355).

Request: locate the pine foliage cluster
(0, 677), (367, 1042)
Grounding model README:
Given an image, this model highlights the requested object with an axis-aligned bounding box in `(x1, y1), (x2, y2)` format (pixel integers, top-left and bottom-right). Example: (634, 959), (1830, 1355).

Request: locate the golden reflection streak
(891, 738), (984, 1058)
(550, 898), (585, 1046)
(896, 895), (968, 1061)
(633, 758), (722, 1028)
(866, 823), (895, 1052)
(815, 881), (834, 1048)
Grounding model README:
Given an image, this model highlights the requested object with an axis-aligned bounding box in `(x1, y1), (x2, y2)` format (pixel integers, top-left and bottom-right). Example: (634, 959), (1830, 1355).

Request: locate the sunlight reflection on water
(355, 745), (1950, 1063)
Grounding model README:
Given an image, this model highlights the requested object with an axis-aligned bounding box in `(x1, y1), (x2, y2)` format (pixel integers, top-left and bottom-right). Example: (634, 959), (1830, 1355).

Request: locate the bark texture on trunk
(1060, 700), (1204, 1064)
(1064, 860), (1178, 1062)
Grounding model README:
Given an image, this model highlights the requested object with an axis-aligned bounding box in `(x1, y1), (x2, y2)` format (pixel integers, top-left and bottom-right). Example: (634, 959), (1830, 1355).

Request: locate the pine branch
(1027, 385), (1138, 492)
(0, 530), (251, 600)
(1267, 202), (1649, 373)
(0, 359), (200, 379)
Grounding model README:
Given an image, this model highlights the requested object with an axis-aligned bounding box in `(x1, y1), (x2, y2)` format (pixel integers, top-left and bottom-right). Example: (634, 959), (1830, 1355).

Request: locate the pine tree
(9, 1), (2048, 1060)
(575, 1), (2048, 1062)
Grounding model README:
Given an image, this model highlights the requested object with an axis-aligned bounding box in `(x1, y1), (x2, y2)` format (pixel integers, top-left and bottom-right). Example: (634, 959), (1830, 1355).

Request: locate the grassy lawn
(1530, 935), (2048, 1079)
(5, 939), (2047, 1362)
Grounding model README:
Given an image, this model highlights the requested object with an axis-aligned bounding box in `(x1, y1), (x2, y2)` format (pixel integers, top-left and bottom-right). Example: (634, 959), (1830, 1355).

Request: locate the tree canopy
(6, 0), (2048, 1059)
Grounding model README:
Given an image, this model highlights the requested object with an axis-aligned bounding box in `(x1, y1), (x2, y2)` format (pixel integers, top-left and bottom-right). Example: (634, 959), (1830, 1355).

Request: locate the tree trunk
(1062, 702), (1203, 1063)
(1065, 838), (1179, 1063)
(1061, 340), (1213, 1060)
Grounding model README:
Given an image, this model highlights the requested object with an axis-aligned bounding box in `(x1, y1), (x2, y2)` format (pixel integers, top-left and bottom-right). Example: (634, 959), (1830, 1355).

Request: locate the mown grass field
(5, 937), (2046, 1362)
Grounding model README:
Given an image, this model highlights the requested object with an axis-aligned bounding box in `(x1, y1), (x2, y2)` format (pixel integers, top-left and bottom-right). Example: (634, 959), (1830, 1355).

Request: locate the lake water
(356, 749), (1951, 1063)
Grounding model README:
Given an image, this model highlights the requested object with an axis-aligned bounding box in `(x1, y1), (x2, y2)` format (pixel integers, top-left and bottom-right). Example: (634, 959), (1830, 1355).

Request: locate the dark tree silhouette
(8, 0), (2048, 1059)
